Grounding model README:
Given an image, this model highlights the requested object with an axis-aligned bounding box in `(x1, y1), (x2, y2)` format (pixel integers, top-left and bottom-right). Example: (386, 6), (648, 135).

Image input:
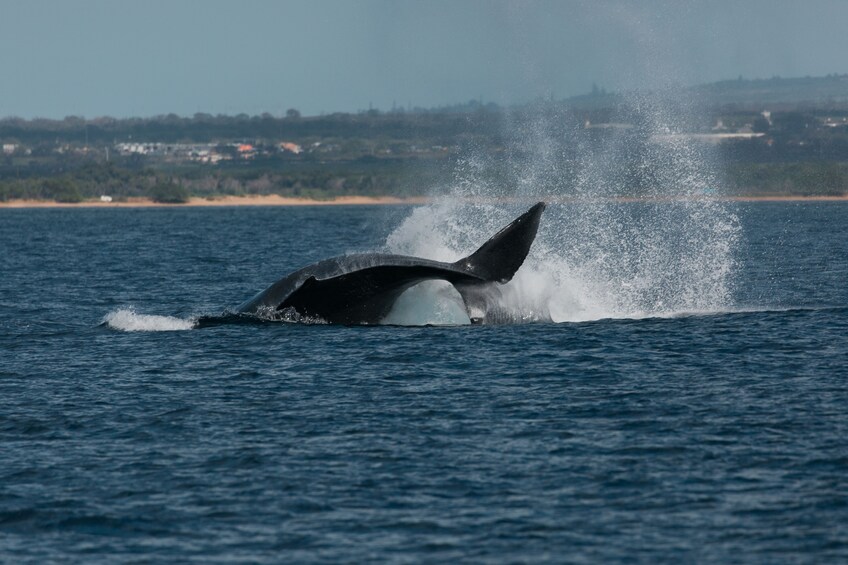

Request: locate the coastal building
(651, 132), (765, 144)
(237, 144), (256, 159)
(279, 141), (303, 154)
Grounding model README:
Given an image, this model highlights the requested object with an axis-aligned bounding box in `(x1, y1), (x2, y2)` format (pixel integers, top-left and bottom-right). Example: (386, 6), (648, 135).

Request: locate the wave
(102, 307), (331, 332)
(102, 308), (196, 332)
(101, 302), (846, 333)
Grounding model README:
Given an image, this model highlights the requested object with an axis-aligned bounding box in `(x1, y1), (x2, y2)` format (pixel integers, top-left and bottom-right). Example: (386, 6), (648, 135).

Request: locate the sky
(1, 0), (848, 119)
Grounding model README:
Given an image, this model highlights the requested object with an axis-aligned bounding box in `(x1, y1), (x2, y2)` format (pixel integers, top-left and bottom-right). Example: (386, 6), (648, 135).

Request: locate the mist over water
(386, 91), (740, 324)
(381, 2), (745, 325)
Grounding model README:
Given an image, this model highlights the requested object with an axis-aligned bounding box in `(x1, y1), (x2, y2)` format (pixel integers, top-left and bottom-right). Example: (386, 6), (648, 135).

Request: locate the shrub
(44, 178), (83, 203)
(149, 182), (190, 203)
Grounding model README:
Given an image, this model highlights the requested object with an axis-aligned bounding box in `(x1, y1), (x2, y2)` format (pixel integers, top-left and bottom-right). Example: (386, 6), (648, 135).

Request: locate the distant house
(583, 121), (633, 130)
(2, 143), (17, 155)
(279, 142), (303, 154)
(115, 142), (162, 155)
(236, 144), (256, 159)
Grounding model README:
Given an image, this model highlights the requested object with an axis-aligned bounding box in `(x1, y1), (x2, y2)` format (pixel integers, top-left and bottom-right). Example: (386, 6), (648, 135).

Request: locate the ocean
(1, 201), (846, 563)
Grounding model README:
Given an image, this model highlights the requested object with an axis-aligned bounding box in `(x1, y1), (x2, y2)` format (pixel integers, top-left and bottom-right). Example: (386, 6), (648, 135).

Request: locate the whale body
(237, 202), (546, 325)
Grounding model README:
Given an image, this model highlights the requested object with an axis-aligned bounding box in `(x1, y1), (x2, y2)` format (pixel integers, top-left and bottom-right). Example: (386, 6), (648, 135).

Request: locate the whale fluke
(237, 202), (546, 324)
(452, 202), (545, 284)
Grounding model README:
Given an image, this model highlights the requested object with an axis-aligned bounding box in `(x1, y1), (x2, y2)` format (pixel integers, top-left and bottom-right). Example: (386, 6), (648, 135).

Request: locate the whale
(236, 202), (546, 325)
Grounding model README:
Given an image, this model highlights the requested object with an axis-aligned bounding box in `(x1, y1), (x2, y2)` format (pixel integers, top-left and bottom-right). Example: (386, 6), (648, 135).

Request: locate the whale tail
(238, 201), (546, 325)
(453, 202), (545, 283)
(451, 201), (546, 324)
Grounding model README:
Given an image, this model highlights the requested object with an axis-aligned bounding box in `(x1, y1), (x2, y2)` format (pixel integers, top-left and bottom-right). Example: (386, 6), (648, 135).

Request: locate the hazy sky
(2, 0), (847, 119)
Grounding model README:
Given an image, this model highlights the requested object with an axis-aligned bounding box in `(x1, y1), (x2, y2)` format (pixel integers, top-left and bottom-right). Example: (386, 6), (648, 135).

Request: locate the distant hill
(693, 74), (848, 108)
(3, 72), (848, 202)
(565, 74), (848, 111)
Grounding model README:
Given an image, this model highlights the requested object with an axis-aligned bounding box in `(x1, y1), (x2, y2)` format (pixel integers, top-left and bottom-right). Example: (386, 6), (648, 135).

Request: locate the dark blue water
(2, 203), (847, 563)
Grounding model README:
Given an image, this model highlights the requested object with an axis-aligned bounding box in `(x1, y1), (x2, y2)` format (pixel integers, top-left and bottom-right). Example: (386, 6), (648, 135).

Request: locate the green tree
(149, 181), (189, 203)
(774, 112), (812, 135)
(44, 178), (83, 202)
(751, 116), (770, 133)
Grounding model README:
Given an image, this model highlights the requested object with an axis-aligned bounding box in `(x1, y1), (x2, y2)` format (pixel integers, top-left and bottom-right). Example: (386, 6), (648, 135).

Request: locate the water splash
(386, 96), (740, 324)
(382, 281), (471, 326)
(103, 308), (196, 332)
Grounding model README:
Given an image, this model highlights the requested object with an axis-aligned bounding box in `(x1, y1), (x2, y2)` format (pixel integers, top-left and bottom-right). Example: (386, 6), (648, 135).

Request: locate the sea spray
(385, 96), (740, 323)
(104, 308), (196, 332)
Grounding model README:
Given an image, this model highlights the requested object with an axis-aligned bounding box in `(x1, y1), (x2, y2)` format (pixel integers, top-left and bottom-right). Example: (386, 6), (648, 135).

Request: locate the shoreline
(0, 194), (846, 209)
(0, 195), (430, 208)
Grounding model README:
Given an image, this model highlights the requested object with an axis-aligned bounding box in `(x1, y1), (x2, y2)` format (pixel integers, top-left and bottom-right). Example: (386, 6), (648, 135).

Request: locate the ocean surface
(1, 202), (846, 563)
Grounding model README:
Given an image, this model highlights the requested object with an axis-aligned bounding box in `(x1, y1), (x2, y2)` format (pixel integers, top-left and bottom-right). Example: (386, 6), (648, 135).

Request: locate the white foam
(384, 90), (741, 325)
(103, 308), (195, 332)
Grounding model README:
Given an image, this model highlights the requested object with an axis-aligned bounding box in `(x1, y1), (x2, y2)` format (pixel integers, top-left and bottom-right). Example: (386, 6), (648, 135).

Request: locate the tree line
(3, 97), (848, 201)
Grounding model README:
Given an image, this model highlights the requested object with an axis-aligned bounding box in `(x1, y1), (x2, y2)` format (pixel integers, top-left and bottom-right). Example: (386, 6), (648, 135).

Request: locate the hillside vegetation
(3, 75), (848, 201)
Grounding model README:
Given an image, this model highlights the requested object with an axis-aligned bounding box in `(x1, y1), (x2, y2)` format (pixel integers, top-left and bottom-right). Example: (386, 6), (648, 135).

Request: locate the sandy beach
(0, 195), (431, 208)
(723, 195), (848, 202)
(0, 194), (845, 208)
